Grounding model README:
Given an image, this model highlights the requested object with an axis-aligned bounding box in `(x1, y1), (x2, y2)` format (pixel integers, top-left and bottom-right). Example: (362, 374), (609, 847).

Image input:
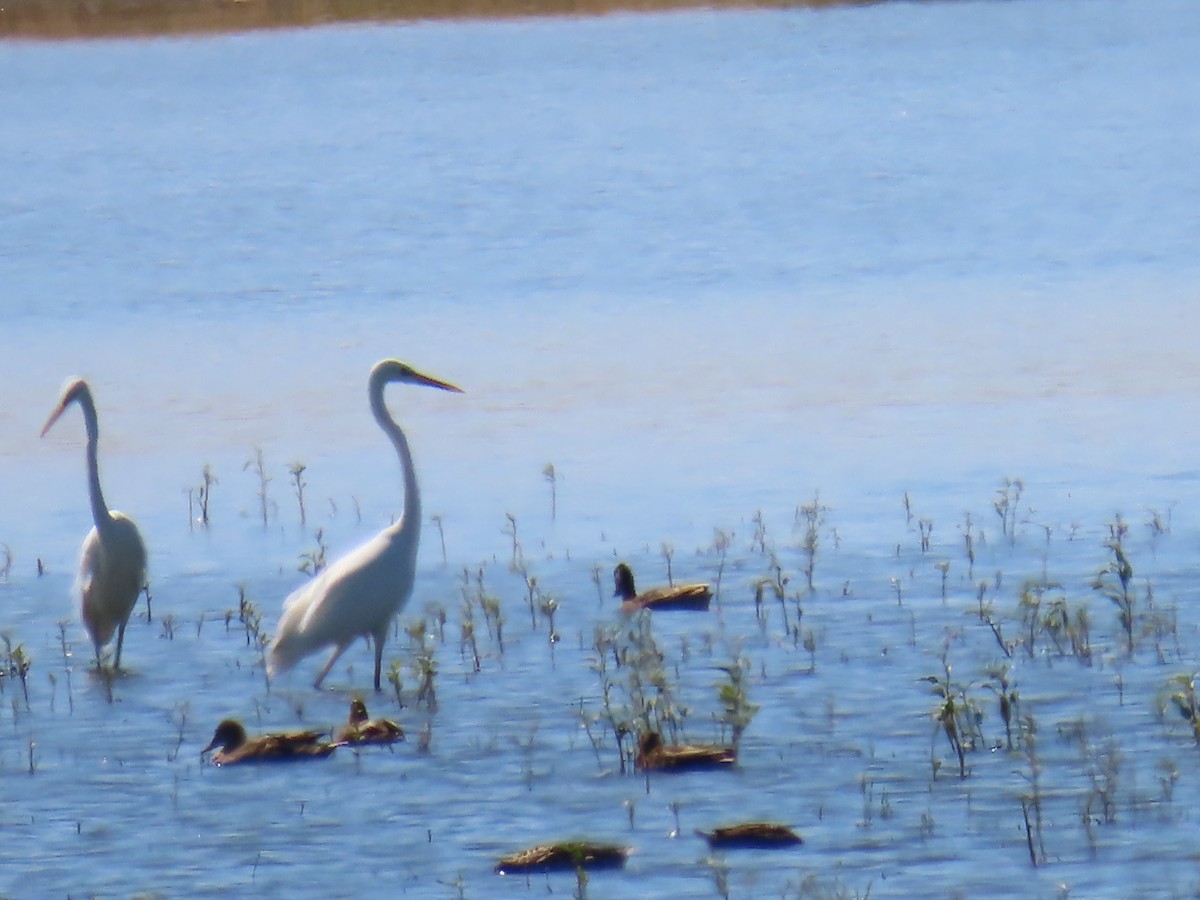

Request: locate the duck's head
(638, 731), (664, 755)
(348, 698), (370, 724)
(202, 719), (247, 755)
(613, 563), (637, 600)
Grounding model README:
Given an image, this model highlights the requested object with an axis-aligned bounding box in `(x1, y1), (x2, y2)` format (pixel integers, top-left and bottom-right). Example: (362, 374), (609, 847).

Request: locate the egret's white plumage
(41, 378), (147, 670)
(268, 359), (462, 691)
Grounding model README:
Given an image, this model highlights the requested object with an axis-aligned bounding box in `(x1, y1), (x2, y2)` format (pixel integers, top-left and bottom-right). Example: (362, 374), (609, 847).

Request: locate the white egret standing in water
(41, 378), (147, 671)
(268, 359), (462, 691)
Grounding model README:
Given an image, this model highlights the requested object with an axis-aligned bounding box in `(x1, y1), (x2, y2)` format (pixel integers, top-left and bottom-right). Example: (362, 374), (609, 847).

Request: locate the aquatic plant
(503, 512), (522, 570)
(431, 514), (447, 565)
(543, 462), (557, 521)
(710, 528), (731, 605)
(288, 460), (308, 527)
(244, 446), (272, 529)
(1161, 673), (1200, 743)
(715, 653), (758, 749)
(922, 651), (983, 780)
(298, 528), (328, 576)
(795, 491), (828, 592)
(196, 464), (217, 528)
(1092, 514), (1136, 656)
(406, 618), (438, 711)
(994, 477), (1024, 546)
(984, 663), (1018, 751)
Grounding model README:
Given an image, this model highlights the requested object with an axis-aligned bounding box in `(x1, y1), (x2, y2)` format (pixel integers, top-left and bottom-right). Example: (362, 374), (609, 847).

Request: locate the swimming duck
(201, 718), (337, 765)
(697, 822), (803, 849)
(334, 698), (405, 747)
(495, 841), (630, 874)
(635, 731), (736, 772)
(614, 562), (711, 612)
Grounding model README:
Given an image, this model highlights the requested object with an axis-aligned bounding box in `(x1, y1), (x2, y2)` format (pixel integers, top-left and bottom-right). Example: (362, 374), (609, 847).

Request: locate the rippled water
(2, 1), (1200, 896)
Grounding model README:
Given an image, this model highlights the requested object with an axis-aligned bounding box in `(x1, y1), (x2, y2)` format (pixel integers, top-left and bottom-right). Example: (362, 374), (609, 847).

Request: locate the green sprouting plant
(753, 549), (792, 632)
(795, 492), (828, 591)
(1093, 515), (1135, 656)
(661, 542), (675, 586)
(298, 528), (328, 576)
(1163, 673), (1200, 743)
(1083, 737), (1121, 828)
(984, 663), (1019, 751)
(716, 654), (759, 749)
(922, 653), (983, 780)
(751, 509), (768, 554)
(1018, 713), (1046, 867)
(386, 660), (404, 708)
(1145, 503), (1174, 540)
(935, 561), (950, 601)
(406, 619), (438, 711)
(711, 529), (731, 605)
(919, 518), (933, 553)
(502, 512), (522, 570)
(1041, 595), (1092, 663)
(539, 593), (560, 649)
(459, 597), (481, 674)
(1017, 578), (1062, 659)
(2, 635), (32, 711)
(590, 612), (688, 772)
(288, 461), (308, 527)
(960, 512), (977, 579)
(543, 463), (557, 521)
(244, 446), (272, 529)
(994, 477), (1024, 546)
(431, 515), (447, 565)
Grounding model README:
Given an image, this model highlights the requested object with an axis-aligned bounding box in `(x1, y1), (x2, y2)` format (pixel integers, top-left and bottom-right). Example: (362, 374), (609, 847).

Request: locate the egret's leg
(114, 621), (127, 672)
(313, 643), (350, 689)
(373, 637), (385, 693)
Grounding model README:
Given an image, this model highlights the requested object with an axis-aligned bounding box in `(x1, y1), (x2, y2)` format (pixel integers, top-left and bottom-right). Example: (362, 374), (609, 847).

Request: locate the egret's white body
(268, 360), (461, 691)
(41, 379), (147, 670)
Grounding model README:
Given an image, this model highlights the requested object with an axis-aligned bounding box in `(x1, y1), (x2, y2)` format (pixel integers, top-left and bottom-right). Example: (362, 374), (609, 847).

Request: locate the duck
(495, 841), (630, 874)
(201, 718), (337, 766)
(635, 731), (736, 772)
(696, 822), (803, 849)
(334, 698), (405, 747)
(614, 562), (711, 612)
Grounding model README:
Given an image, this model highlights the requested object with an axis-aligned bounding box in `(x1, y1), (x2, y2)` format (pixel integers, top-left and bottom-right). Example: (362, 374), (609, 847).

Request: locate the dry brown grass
(0, 0), (878, 41)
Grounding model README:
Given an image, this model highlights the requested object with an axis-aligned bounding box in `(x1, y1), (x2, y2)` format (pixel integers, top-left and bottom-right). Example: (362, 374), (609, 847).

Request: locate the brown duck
(201, 718), (337, 766)
(614, 562), (711, 612)
(334, 698), (405, 747)
(697, 822), (803, 849)
(635, 731), (736, 772)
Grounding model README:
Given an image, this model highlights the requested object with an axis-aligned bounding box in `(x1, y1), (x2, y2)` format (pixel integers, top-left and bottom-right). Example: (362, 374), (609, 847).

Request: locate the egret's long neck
(370, 373), (421, 539)
(78, 390), (111, 530)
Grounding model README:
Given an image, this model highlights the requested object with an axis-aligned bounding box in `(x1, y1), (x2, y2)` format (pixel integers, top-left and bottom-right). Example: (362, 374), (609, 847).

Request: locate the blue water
(2, 0), (1200, 895)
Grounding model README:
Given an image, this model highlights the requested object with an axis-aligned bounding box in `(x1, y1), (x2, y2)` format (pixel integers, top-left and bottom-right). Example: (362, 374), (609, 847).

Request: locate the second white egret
(268, 359), (462, 691)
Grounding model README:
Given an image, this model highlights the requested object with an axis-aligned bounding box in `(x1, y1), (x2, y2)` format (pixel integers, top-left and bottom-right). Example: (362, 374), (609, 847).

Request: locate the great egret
(613, 562), (712, 612)
(334, 697), (405, 746)
(40, 378), (147, 671)
(201, 718), (336, 765)
(635, 731), (737, 771)
(268, 359), (462, 692)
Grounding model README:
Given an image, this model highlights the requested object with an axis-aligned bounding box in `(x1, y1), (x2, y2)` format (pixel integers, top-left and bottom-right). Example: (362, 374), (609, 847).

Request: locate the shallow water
(2, 0), (1200, 896)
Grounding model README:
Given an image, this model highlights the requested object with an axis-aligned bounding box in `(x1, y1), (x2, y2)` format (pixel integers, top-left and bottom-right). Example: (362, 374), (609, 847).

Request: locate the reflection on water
(1, 0), (866, 40)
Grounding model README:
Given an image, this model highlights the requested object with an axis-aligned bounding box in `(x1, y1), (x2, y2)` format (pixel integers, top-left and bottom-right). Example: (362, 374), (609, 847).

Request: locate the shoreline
(1, 0), (870, 40)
